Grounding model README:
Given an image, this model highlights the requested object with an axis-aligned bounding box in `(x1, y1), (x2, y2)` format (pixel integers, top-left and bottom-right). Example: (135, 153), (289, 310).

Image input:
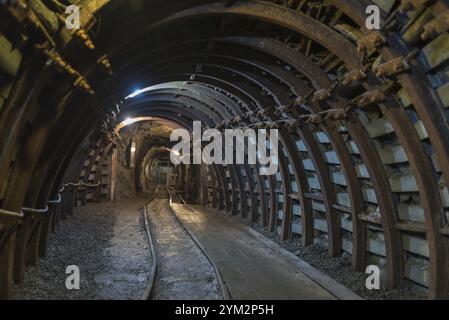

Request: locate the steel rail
(166, 188), (232, 300)
(141, 187), (158, 300)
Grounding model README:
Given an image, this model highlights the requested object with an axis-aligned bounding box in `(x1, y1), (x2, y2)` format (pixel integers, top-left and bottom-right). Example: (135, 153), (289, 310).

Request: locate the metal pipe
(0, 208), (24, 219)
(47, 182), (100, 205)
(47, 193), (62, 205)
(58, 182), (100, 193)
(20, 206), (49, 215)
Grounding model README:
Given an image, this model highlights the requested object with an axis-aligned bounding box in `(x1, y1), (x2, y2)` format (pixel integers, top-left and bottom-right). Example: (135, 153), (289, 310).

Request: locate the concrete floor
(171, 203), (340, 300)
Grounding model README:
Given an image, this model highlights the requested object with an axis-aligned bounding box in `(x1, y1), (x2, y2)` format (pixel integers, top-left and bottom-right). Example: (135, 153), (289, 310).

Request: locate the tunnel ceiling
(1, 0), (449, 299)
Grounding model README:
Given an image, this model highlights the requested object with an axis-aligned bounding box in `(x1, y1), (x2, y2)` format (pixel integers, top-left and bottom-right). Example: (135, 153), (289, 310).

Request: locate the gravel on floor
(14, 196), (151, 300)
(147, 197), (222, 300)
(252, 224), (427, 300)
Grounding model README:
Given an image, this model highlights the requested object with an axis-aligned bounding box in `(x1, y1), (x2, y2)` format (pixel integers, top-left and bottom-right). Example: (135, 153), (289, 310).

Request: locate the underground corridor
(1, 0), (449, 302)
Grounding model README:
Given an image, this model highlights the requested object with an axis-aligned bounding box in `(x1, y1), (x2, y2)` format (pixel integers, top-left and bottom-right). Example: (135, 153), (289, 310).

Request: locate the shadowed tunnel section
(1, 0), (449, 299)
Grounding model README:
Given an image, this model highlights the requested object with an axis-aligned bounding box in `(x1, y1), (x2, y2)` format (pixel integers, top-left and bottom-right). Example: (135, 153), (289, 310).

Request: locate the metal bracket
(284, 119), (299, 128)
(74, 28), (95, 50)
(242, 111), (255, 119)
(312, 88), (332, 102)
(74, 75), (95, 95)
(349, 88), (387, 108)
(399, 0), (432, 13)
(374, 57), (410, 78)
(325, 108), (348, 121)
(221, 119), (232, 128)
(342, 69), (366, 86)
(37, 45), (95, 94)
(256, 108), (268, 118)
(274, 105), (290, 116)
(232, 116), (242, 124)
(306, 114), (323, 125)
(421, 11), (449, 40)
(357, 32), (386, 52)
(265, 122), (278, 129)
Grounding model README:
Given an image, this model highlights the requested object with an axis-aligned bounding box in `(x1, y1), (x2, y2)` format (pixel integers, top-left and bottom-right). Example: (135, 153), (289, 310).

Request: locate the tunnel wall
(1, 0), (449, 299)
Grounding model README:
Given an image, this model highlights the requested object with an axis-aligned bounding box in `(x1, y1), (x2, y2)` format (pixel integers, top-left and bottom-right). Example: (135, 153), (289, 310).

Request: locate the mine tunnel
(1, 0), (449, 302)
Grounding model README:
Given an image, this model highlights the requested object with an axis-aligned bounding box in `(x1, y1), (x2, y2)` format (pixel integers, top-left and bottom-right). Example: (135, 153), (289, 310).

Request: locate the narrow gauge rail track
(142, 187), (230, 300)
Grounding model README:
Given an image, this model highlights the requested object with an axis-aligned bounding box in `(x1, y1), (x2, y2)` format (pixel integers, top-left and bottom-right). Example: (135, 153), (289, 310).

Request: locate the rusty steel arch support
(126, 54), (345, 256)
(116, 50), (354, 260)
(121, 72), (287, 228)
(186, 32), (402, 288)
(325, 0), (449, 299)
(1, 0), (449, 300)
(106, 31), (372, 262)
(217, 38), (393, 282)
(122, 100), (247, 212)
(114, 3), (400, 280)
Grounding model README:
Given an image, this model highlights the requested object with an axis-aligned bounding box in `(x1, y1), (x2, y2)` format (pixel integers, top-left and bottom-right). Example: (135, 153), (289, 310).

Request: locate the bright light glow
(131, 147), (136, 153)
(121, 117), (139, 127)
(172, 150), (181, 157)
(125, 88), (152, 99)
(125, 83), (186, 100)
